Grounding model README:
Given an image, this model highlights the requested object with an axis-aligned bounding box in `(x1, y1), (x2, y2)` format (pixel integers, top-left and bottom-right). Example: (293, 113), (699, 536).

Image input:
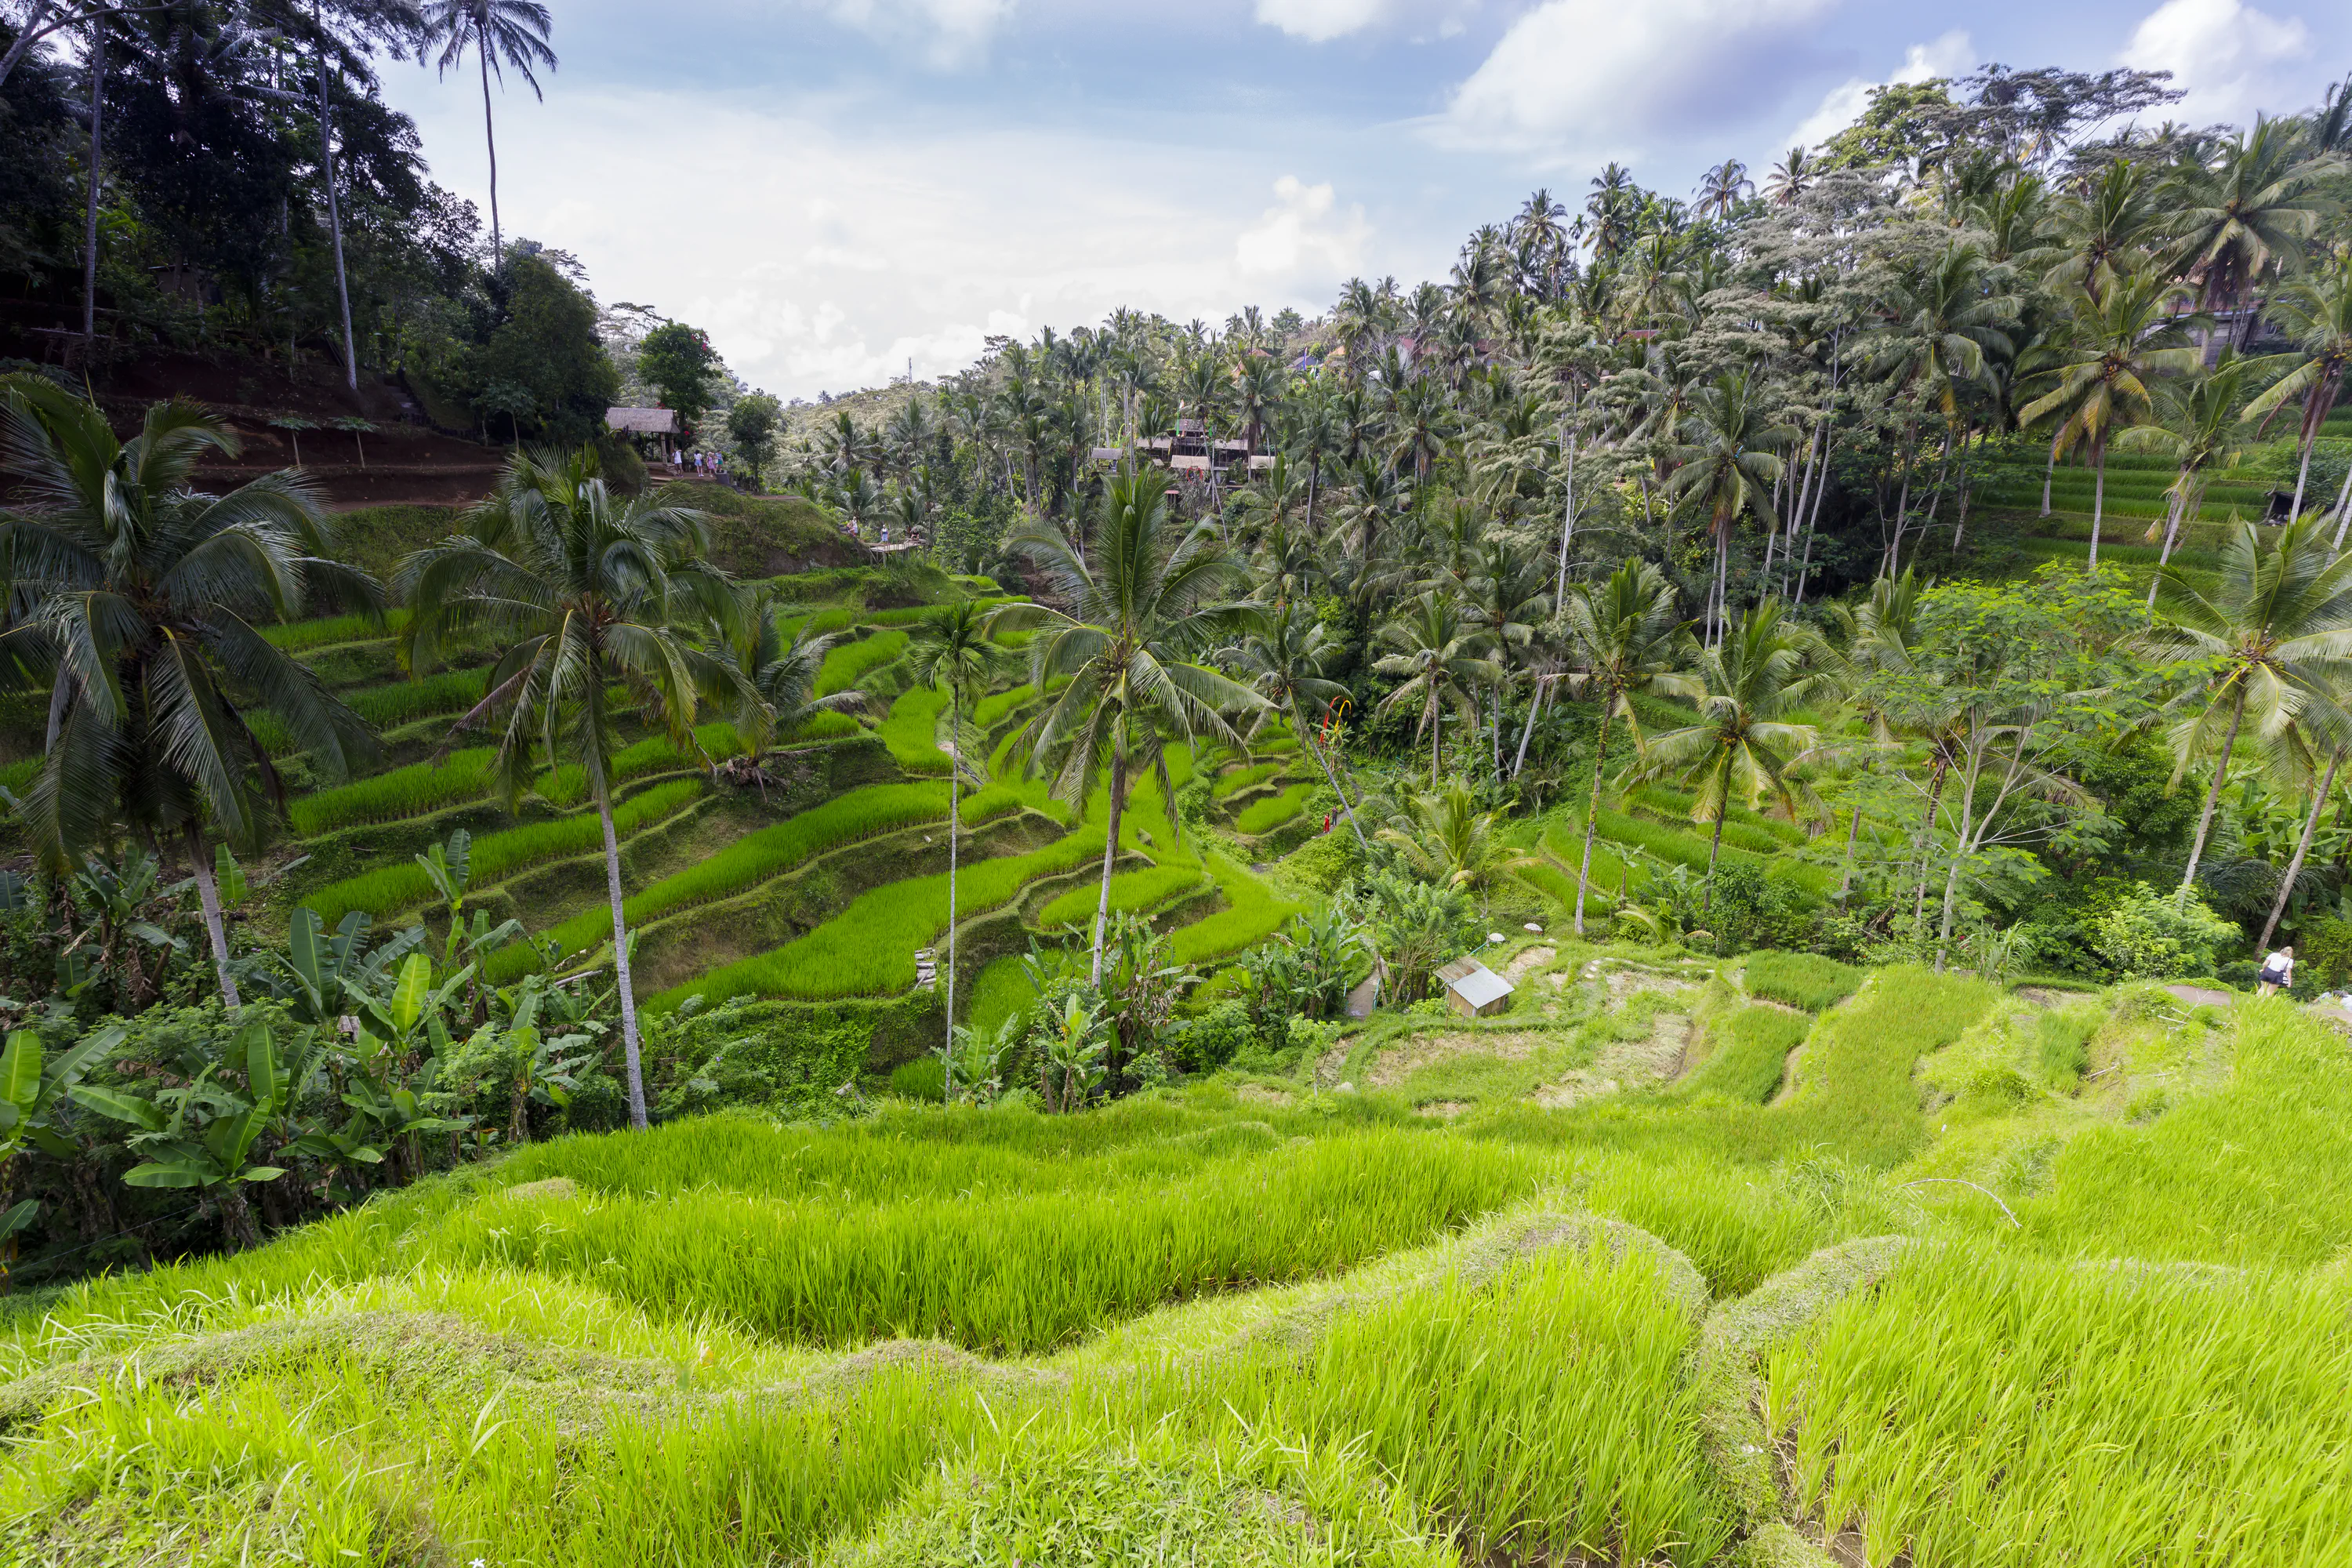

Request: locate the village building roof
(607, 407), (681, 435)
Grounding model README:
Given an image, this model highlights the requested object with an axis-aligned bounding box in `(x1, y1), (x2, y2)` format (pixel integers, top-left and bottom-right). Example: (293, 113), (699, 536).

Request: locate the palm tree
(2111, 358), (2250, 603)
(400, 448), (750, 1130)
(1377, 783), (1507, 891)
(996, 470), (1262, 985)
(2143, 518), (2352, 909)
(2044, 158), (2159, 306)
(1636, 601), (1824, 911)
(2256, 695), (2352, 953)
(1695, 158), (1752, 220)
(1459, 536), (1548, 779)
(909, 598), (996, 1087)
(1665, 372), (1791, 642)
(2016, 274), (2198, 572)
(0, 380), (382, 1007)
(2162, 116), (2330, 350)
(421, 0), (555, 268)
(1374, 592), (1499, 789)
(1227, 601), (1366, 851)
(730, 603), (865, 760)
(1555, 561), (1693, 935)
(2238, 256), (2352, 525)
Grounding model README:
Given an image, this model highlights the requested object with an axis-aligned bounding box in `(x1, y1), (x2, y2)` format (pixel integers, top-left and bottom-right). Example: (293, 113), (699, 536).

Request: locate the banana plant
(416, 830), (523, 1015)
(454, 976), (592, 1143)
(0, 1024), (122, 1284)
(339, 952), (477, 1181)
(59, 852), (187, 1009)
(70, 1018), (294, 1250)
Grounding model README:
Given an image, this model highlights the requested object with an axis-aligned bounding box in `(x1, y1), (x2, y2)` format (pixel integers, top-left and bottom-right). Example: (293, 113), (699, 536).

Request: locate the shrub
(1744, 950), (1862, 1011)
(2087, 883), (2235, 979)
(1699, 863), (1813, 955)
(1167, 999), (1257, 1075)
(888, 1057), (946, 1100)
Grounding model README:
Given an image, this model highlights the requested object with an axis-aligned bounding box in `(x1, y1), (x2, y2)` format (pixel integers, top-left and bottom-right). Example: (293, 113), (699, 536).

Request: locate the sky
(372, 0), (2350, 402)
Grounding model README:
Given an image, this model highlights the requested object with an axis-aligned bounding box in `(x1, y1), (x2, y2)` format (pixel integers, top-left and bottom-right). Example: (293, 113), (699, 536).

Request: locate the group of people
(669, 446), (727, 481)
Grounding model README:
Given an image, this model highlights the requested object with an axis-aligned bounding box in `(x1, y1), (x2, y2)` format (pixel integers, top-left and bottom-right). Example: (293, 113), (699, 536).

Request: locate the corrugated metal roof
(1445, 962), (1513, 1009)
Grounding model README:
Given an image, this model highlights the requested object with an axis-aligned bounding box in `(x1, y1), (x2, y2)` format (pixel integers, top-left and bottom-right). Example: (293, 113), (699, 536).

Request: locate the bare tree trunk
(1301, 717), (1367, 851)
(945, 688), (960, 1096)
(2040, 424), (2061, 517)
(2150, 483), (2187, 608)
(1088, 748), (1125, 987)
(2332, 458), (2352, 552)
(214, 1181), (260, 1251)
(1703, 807), (1728, 914)
(1910, 764), (1947, 929)
(597, 773), (648, 1130)
(2260, 747), (2343, 951)
(183, 821), (241, 1011)
(2179, 687), (2245, 907)
(1837, 800), (1862, 905)
(1949, 426), (1973, 553)
(81, 22), (103, 341)
(0, 1), (62, 92)
(1553, 420), (1577, 607)
(477, 28), (501, 266)
(2088, 434), (2107, 573)
(1511, 673), (1550, 779)
(1573, 705), (1613, 937)
(314, 10), (358, 392)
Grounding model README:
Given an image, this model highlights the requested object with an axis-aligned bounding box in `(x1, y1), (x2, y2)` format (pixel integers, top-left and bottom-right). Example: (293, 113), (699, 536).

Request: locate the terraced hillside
(5, 957), (2344, 1566)
(240, 563), (1324, 1077)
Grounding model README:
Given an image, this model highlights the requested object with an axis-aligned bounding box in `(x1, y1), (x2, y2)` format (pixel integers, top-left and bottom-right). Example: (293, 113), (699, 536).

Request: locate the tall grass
(1682, 1006), (1808, 1104)
(1211, 761), (1280, 800)
(655, 829), (1110, 1007)
(1235, 785), (1312, 835)
(877, 687), (953, 775)
(302, 777), (708, 927)
(535, 723), (741, 808)
(1744, 951), (1863, 1011)
(1767, 1243), (2352, 1567)
(1036, 863), (1207, 931)
(1170, 851), (1302, 965)
(818, 631), (909, 697)
(514, 782), (1029, 975)
(289, 747), (498, 835)
(260, 609), (405, 651)
(343, 666), (491, 729)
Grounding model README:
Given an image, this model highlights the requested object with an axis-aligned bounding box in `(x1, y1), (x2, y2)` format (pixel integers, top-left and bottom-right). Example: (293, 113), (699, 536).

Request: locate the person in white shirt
(2258, 945), (2294, 997)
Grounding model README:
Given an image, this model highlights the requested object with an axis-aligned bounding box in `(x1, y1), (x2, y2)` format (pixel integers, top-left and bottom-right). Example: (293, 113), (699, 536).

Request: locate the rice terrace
(2, 1), (2351, 1563)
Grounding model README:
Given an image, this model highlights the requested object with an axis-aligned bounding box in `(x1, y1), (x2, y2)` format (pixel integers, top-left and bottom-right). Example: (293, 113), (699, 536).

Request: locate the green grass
(1170, 851), (1303, 965)
(343, 666), (491, 729)
(513, 782), (1030, 976)
(1211, 761), (1280, 800)
(301, 778), (708, 927)
(258, 609), (404, 652)
(818, 630), (910, 697)
(1682, 1006), (1809, 1104)
(877, 687), (953, 775)
(1234, 784), (1312, 836)
(960, 954), (1039, 1038)
(535, 723), (742, 808)
(1766, 1243), (2352, 1567)
(1036, 862), (1208, 931)
(289, 746), (498, 835)
(1744, 950), (1864, 1011)
(1572, 805), (1835, 901)
(655, 829), (1112, 1007)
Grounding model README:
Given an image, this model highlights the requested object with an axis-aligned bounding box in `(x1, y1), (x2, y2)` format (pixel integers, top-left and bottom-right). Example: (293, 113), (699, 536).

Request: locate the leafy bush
(2086, 883), (2235, 979)
(1744, 950), (1862, 1011)
(1698, 863), (1813, 956)
(1167, 999), (1258, 1075)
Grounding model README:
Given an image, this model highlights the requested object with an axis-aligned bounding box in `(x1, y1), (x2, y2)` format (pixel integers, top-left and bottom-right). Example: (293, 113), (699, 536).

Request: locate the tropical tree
(731, 604), (864, 764)
(1665, 372), (1791, 640)
(996, 470), (1263, 985)
(1555, 561), (1693, 935)
(2016, 274), (2198, 572)
(2238, 255), (2352, 525)
(2161, 116), (2331, 348)
(2143, 518), (2352, 908)
(0, 381), (382, 1007)
(399, 447), (750, 1130)
(420, 0), (555, 267)
(0, 1024), (122, 1280)
(909, 597), (997, 1090)
(1374, 592), (1499, 789)
(1377, 782), (1508, 891)
(2111, 358), (2251, 601)
(1635, 601), (1824, 909)
(1226, 601), (1367, 850)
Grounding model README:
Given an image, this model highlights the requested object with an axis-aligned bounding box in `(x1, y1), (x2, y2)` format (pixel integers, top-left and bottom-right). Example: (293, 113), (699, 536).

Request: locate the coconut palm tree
(0, 379), (383, 1007)
(2143, 517), (2352, 909)
(2256, 693), (2352, 952)
(1665, 372), (1792, 642)
(1555, 561), (1694, 935)
(996, 470), (1263, 985)
(1636, 601), (1824, 911)
(1374, 591), (1498, 789)
(2044, 158), (2160, 306)
(2111, 357), (2251, 602)
(1458, 535), (1549, 779)
(909, 598), (996, 1087)
(2238, 255), (2352, 526)
(399, 447), (750, 1131)
(420, 0), (555, 268)
(2016, 273), (2199, 572)
(2162, 116), (2330, 350)
(1377, 782), (1507, 891)
(1226, 601), (1365, 851)
(729, 602), (865, 761)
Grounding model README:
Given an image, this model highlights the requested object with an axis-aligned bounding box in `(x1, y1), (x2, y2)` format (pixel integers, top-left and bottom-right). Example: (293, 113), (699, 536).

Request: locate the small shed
(607, 406), (683, 456)
(1436, 956), (1514, 1018)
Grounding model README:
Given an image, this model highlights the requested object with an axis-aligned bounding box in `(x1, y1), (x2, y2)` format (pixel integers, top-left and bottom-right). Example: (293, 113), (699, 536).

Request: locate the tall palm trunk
(183, 822), (241, 1010)
(1573, 704), (1613, 937)
(2331, 459), (2352, 552)
(596, 769), (648, 1130)
(2088, 432), (2107, 572)
(1837, 800), (1862, 904)
(1910, 763), (1948, 927)
(2040, 425), (2062, 516)
(1301, 715), (1367, 851)
(1703, 806), (1728, 914)
(477, 24), (501, 265)
(2260, 746), (2343, 950)
(0, 1), (61, 91)
(1554, 421), (1577, 607)
(314, 14), (358, 391)
(2150, 482), (2188, 608)
(945, 687), (961, 1097)
(2179, 687), (2246, 906)
(1088, 748), (1125, 987)
(1512, 672), (1550, 778)
(1428, 699), (1442, 787)
(81, 22), (103, 341)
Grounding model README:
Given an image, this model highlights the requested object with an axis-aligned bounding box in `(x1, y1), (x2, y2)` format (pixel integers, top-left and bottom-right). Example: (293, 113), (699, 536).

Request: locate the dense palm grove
(4, 42), (2352, 1280)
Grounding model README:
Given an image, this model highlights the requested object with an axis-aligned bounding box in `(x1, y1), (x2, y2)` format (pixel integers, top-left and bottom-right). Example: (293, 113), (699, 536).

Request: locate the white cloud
(1254, 0), (1391, 42)
(1236, 176), (1372, 278)
(2120, 0), (2310, 129)
(1438, 0), (1839, 158)
(1784, 29), (1973, 152)
(820, 0), (1017, 69)
(397, 85), (1372, 399)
